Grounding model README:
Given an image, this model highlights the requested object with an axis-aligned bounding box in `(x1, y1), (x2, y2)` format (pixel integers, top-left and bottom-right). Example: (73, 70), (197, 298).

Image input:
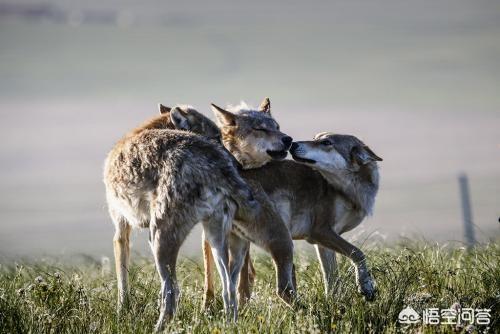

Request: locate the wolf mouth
(291, 153), (316, 164)
(266, 149), (288, 160)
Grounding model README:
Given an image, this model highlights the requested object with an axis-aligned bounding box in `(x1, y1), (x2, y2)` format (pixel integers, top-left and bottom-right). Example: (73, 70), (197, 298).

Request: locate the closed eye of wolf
(204, 98), (383, 305)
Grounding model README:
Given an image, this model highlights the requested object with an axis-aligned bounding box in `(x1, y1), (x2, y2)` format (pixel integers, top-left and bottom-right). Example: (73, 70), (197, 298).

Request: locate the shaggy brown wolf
(103, 105), (258, 331)
(204, 104), (382, 304)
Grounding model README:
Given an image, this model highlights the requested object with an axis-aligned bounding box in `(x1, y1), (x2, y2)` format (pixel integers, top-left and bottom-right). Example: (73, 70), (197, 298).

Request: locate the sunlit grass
(0, 242), (498, 333)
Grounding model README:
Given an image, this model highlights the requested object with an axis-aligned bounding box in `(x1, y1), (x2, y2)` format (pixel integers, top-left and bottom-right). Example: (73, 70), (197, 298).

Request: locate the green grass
(0, 243), (498, 333)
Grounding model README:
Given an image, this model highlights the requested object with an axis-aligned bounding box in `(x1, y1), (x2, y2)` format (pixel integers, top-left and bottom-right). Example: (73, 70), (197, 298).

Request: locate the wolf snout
(282, 136), (293, 148)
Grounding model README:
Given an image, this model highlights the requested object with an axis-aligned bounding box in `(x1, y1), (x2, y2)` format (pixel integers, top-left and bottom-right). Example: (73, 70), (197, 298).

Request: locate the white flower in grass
(450, 302), (461, 312)
(406, 292), (432, 304)
(89, 322), (98, 332)
(464, 324), (475, 334)
(101, 256), (111, 276)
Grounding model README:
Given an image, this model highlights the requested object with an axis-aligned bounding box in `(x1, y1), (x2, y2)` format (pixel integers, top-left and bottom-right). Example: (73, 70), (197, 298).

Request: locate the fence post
(458, 173), (476, 249)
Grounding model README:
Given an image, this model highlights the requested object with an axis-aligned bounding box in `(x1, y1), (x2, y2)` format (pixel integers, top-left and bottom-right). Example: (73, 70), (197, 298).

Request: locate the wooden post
(458, 173), (476, 249)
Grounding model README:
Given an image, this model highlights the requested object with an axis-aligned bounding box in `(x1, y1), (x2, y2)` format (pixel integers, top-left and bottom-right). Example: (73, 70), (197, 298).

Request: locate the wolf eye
(320, 140), (332, 146)
(252, 127), (267, 132)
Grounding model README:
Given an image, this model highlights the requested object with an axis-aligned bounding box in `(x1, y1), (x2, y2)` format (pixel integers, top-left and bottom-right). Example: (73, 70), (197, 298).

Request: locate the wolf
(204, 98), (301, 305)
(204, 105), (382, 304)
(131, 103), (222, 140)
(103, 104), (259, 331)
(212, 98), (292, 169)
(147, 100), (299, 308)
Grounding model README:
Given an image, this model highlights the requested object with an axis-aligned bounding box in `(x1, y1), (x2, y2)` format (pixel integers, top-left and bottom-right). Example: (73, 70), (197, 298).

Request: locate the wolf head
(211, 98), (293, 169)
(290, 132), (382, 214)
(152, 104), (221, 142)
(290, 132), (382, 171)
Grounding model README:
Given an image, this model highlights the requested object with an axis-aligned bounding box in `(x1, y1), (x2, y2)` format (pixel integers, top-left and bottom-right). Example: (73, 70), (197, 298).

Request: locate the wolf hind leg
(202, 232), (216, 309)
(111, 210), (131, 313)
(150, 218), (189, 333)
(203, 232), (250, 311)
(227, 234), (251, 308)
(202, 201), (238, 321)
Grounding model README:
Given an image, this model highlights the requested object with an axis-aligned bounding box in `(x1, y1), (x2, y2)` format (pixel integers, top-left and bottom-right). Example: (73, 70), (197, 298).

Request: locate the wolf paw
(357, 276), (377, 301)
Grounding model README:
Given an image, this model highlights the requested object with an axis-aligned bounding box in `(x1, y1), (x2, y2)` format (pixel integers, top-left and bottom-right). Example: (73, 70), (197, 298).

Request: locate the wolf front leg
(111, 210), (131, 313)
(237, 244), (255, 306)
(311, 227), (376, 301)
(314, 245), (337, 295)
(266, 237), (296, 304)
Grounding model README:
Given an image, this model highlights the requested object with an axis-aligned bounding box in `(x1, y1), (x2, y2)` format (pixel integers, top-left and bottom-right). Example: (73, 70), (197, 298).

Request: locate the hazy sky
(0, 0), (499, 259)
(1, 0), (500, 110)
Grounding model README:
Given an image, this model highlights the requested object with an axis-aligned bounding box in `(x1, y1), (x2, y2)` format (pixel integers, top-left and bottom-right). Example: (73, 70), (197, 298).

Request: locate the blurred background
(0, 0), (499, 260)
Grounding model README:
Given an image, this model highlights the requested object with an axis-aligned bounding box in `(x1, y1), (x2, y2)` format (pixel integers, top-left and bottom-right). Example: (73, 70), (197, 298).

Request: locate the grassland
(0, 242), (498, 333)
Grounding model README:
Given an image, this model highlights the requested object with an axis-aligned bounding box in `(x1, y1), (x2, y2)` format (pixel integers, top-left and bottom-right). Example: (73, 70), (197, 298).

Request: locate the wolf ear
(211, 103), (236, 126)
(170, 107), (191, 130)
(352, 145), (383, 165)
(158, 104), (171, 115)
(259, 97), (271, 114)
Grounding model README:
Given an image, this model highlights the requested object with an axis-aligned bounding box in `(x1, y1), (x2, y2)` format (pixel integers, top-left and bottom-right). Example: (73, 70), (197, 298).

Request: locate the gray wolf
(204, 109), (382, 303)
(204, 99), (298, 306)
(103, 104), (258, 331)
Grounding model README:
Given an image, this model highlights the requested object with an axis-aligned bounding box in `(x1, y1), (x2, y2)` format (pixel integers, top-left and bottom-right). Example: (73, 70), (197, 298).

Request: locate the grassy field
(0, 242), (498, 333)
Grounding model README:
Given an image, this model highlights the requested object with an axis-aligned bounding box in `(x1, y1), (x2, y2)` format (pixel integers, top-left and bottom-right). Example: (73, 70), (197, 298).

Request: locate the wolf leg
(202, 202), (238, 321)
(237, 245), (254, 306)
(314, 245), (337, 295)
(203, 225), (233, 321)
(150, 221), (185, 332)
(227, 234), (251, 308)
(311, 228), (375, 301)
(111, 210), (131, 313)
(202, 233), (216, 309)
(247, 249), (256, 286)
(267, 237), (295, 305)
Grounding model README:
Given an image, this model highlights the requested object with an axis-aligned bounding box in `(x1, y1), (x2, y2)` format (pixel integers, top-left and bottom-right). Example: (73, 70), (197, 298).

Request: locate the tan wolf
(204, 103), (382, 304)
(103, 105), (259, 331)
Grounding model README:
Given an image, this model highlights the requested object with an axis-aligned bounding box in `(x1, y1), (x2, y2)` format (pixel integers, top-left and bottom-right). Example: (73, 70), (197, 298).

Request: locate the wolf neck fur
(318, 163), (379, 216)
(232, 150), (268, 169)
(222, 134), (268, 170)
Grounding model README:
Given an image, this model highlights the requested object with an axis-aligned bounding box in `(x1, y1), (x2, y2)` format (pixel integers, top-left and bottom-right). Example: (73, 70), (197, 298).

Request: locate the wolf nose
(282, 136), (293, 148)
(290, 142), (298, 153)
